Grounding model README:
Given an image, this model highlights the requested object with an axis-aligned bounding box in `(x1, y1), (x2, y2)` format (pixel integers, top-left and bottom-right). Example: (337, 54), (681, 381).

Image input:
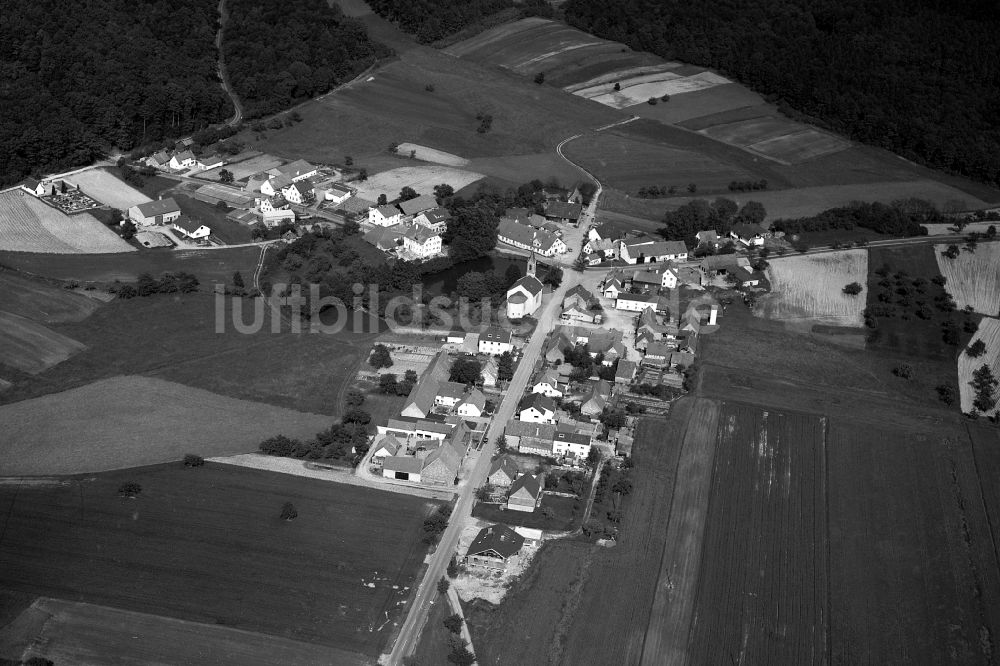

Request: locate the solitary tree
(399, 186), (418, 202)
(219, 169), (234, 184)
(377, 193), (388, 206)
(443, 613), (464, 634)
(447, 555), (459, 578)
(183, 454), (205, 467)
(534, 72), (545, 84)
(967, 340), (987, 357)
(369, 344), (393, 369)
(118, 481), (142, 498)
(345, 390), (365, 407)
(358, 168), (368, 181)
(344, 155), (353, 166)
(280, 502), (298, 521)
(437, 577), (450, 594)
(843, 282), (863, 295)
(613, 82), (621, 91)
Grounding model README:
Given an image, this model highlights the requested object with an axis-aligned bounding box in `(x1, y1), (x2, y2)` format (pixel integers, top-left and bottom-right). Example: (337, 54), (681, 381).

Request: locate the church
(506, 253), (544, 320)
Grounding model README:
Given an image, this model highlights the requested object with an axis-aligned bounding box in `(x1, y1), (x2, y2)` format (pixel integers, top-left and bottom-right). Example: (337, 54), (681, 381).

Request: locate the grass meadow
(757, 250), (869, 327)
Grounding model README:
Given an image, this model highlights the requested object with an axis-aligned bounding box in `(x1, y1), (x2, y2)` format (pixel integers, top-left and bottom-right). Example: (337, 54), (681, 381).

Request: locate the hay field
(757, 250), (869, 326)
(698, 117), (849, 164)
(0, 189), (134, 254)
(0, 375), (335, 475)
(353, 165), (483, 200)
(934, 241), (1000, 315)
(958, 317), (1000, 417)
(579, 71), (730, 109)
(396, 143), (468, 167)
(70, 169), (151, 209)
(0, 271), (100, 323)
(0, 311), (86, 374)
(631, 83), (766, 125)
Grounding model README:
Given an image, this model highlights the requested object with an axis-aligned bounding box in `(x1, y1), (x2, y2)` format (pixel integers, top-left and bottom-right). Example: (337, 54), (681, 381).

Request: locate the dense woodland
(223, 0), (390, 118)
(368, 0), (550, 43)
(564, 0), (1000, 188)
(0, 0), (229, 186)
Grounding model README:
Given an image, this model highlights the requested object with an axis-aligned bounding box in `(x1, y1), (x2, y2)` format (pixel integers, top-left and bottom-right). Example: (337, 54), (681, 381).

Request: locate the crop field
(0, 245), (261, 283)
(69, 168), (151, 209)
(0, 311), (86, 375)
(935, 241), (1000, 315)
(352, 165), (483, 200)
(0, 270), (100, 323)
(578, 71), (730, 109)
(685, 402), (827, 665)
(0, 375), (335, 475)
(0, 464), (439, 659)
(199, 153), (284, 182)
(631, 83), (767, 125)
(0, 598), (366, 666)
(697, 116), (850, 164)
(957, 317), (1000, 417)
(757, 250), (869, 327)
(0, 189), (134, 254)
(395, 143), (468, 167)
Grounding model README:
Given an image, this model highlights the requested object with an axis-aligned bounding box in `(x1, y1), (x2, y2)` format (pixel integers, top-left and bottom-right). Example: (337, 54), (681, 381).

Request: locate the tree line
(564, 0), (1000, 189)
(770, 200), (938, 237)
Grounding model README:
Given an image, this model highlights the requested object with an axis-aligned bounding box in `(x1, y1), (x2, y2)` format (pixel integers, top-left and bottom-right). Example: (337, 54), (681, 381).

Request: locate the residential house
(369, 204), (402, 227)
(128, 198), (182, 226)
(271, 159), (318, 183)
(401, 224), (442, 258)
(245, 174), (269, 194)
(488, 455), (519, 489)
(380, 417), (453, 441)
(282, 181), (316, 205)
(734, 265), (763, 287)
(620, 239), (688, 264)
(382, 455), (424, 482)
(586, 252), (603, 266)
(552, 431), (592, 461)
(196, 154), (224, 170)
(364, 224), (404, 252)
(496, 218), (566, 257)
(144, 151), (172, 170)
(457, 389), (487, 417)
(669, 351), (696, 372)
(414, 207), (451, 233)
(518, 394), (556, 424)
(561, 285), (598, 324)
(700, 254), (747, 278)
(643, 342), (673, 368)
(582, 237), (617, 259)
(601, 269), (627, 300)
(531, 369), (563, 398)
(616, 292), (669, 313)
(435, 381), (467, 408)
(569, 327), (624, 364)
(260, 174), (292, 197)
(479, 327), (513, 355)
(631, 269), (663, 292)
(370, 434), (402, 464)
(730, 223), (767, 247)
(465, 524), (525, 570)
(507, 474), (542, 512)
(420, 440), (463, 485)
(661, 264), (680, 289)
(171, 216), (211, 240)
(562, 302), (598, 323)
(544, 201), (583, 224)
(681, 311), (702, 337)
(398, 194), (438, 217)
(322, 182), (354, 204)
(588, 222), (628, 244)
(504, 420), (557, 452)
(580, 379), (612, 416)
(169, 150), (196, 170)
(695, 229), (721, 249)
(615, 360), (637, 386)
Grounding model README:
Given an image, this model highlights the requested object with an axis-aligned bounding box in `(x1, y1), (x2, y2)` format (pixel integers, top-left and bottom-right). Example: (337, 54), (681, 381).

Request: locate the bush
(843, 282), (863, 295)
(534, 72), (545, 84)
(345, 390), (365, 407)
(967, 339), (987, 358)
(437, 577), (450, 593)
(892, 364), (914, 379)
(183, 454), (205, 467)
(280, 501), (298, 521)
(443, 613), (464, 634)
(369, 344), (393, 369)
(118, 481), (142, 498)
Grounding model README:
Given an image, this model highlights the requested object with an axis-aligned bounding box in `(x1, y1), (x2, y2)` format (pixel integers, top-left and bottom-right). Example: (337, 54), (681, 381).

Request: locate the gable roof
(364, 224), (403, 250)
(274, 159), (316, 179)
(624, 239), (687, 257)
(459, 388), (487, 411)
(328, 182), (353, 195)
(510, 274), (543, 297)
(544, 201), (582, 220)
(467, 524), (525, 559)
(695, 230), (719, 243)
(172, 216), (206, 234)
(497, 218), (560, 252)
(151, 151), (171, 165)
(375, 204), (400, 219)
(645, 341), (673, 358)
(563, 284), (596, 305)
(398, 194), (438, 216)
(481, 327), (512, 345)
(488, 454), (519, 482)
(505, 420), (557, 439)
(135, 197), (181, 217)
(554, 431), (590, 446)
(422, 441), (462, 473)
(173, 150), (195, 162)
(418, 207), (451, 224)
(382, 455), (424, 474)
(535, 368), (560, 387)
(372, 434), (402, 456)
(615, 360), (637, 381)
(509, 474), (541, 499)
(519, 393), (555, 415)
(732, 223), (766, 238)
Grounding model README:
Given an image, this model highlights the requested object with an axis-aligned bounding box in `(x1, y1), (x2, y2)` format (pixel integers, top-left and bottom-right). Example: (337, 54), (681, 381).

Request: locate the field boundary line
(822, 416), (833, 664)
(965, 423), (1000, 580)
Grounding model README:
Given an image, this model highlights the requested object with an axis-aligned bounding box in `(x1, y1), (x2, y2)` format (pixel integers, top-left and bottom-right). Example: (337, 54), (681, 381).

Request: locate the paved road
(385, 276), (578, 664)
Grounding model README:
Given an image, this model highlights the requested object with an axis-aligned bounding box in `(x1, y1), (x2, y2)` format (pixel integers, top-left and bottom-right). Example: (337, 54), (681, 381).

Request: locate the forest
(564, 0), (1000, 188)
(0, 0), (229, 186)
(367, 0), (550, 43)
(222, 0), (390, 118)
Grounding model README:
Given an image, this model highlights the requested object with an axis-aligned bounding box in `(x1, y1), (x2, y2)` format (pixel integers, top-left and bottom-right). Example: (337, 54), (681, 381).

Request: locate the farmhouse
(414, 207), (451, 233)
(531, 368), (563, 398)
(370, 434), (403, 463)
(507, 474), (542, 512)
(589, 222), (628, 244)
(401, 224), (442, 258)
(643, 342), (673, 368)
(731, 223), (767, 247)
(503, 420), (557, 452)
(144, 151), (172, 169)
(695, 230), (721, 249)
(369, 204), (403, 227)
(398, 194), (438, 217)
(364, 224), (404, 252)
(620, 239), (688, 264)
(271, 159), (318, 183)
(169, 151), (196, 170)
(700, 254), (749, 277)
(465, 524), (525, 570)
(616, 291), (670, 313)
(544, 201), (583, 224)
(456, 389), (487, 417)
(552, 431), (592, 460)
(582, 237), (617, 260)
(488, 455), (520, 489)
(507, 254), (543, 319)
(171, 217), (211, 240)
(518, 394), (556, 424)
(420, 441), (462, 485)
(129, 198), (182, 226)
(260, 174), (293, 197)
(479, 327), (513, 355)
(497, 218), (566, 257)
(196, 154), (224, 170)
(435, 381), (468, 408)
(580, 379), (612, 416)
(615, 359), (637, 385)
(400, 351), (451, 419)
(602, 270), (627, 300)
(281, 181), (316, 206)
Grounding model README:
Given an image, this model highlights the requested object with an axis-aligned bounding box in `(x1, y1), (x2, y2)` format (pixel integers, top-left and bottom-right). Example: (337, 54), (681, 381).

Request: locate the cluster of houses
(144, 139), (225, 173)
(363, 194), (451, 260)
(582, 223), (689, 266)
(127, 197), (211, 240)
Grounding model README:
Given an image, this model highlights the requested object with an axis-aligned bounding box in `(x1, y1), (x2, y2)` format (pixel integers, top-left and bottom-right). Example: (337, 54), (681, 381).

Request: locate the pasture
(697, 115), (850, 164)
(631, 83), (766, 125)
(0, 375), (334, 475)
(0, 270), (100, 323)
(935, 241), (1000, 315)
(957, 317), (1000, 417)
(395, 143), (468, 167)
(0, 464), (439, 658)
(352, 166), (483, 200)
(0, 311), (86, 375)
(0, 189), (134, 254)
(757, 250), (869, 327)
(69, 168), (151, 209)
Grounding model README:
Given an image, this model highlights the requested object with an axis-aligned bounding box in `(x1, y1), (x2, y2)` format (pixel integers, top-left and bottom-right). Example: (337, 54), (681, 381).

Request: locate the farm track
(215, 0), (242, 127)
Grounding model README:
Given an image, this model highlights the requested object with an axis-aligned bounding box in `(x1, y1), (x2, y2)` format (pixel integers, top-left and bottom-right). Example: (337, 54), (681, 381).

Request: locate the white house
(196, 154), (224, 170)
(435, 381), (467, 408)
(506, 254), (543, 319)
(281, 181), (316, 206)
(129, 198), (182, 226)
(531, 369), (562, 398)
(620, 239), (688, 264)
(479, 327), (513, 355)
(601, 270), (627, 300)
(551, 432), (591, 461)
(370, 434), (403, 463)
(414, 207), (451, 233)
(324, 183), (353, 204)
(401, 224), (442, 258)
(19, 178), (47, 197)
(518, 394), (556, 424)
(456, 389), (487, 417)
(171, 216), (211, 239)
(169, 150), (196, 170)
(661, 265), (679, 289)
(260, 175), (292, 197)
(616, 292), (668, 313)
(497, 218), (566, 257)
(145, 151), (172, 170)
(730, 223), (767, 247)
(369, 204), (402, 227)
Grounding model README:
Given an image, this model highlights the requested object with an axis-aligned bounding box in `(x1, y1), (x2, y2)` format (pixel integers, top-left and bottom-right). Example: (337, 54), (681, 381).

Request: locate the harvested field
(0, 464), (439, 659)
(935, 241), (1000, 315)
(0, 375), (335, 475)
(0, 270), (100, 323)
(957, 317), (1000, 417)
(563, 63), (684, 92)
(199, 153), (283, 182)
(395, 143), (468, 167)
(352, 166), (483, 200)
(68, 168), (151, 209)
(581, 71), (730, 109)
(0, 598), (368, 666)
(0, 311), (85, 375)
(757, 250), (869, 327)
(686, 402), (827, 665)
(0, 189), (134, 254)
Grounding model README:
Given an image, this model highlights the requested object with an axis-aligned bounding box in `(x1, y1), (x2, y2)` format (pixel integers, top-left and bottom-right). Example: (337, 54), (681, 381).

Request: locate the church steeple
(527, 251), (536, 278)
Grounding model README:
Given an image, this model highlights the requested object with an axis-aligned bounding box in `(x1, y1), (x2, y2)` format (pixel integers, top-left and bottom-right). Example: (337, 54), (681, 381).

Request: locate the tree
(541, 266), (563, 288)
(232, 271), (245, 289)
(405, 369), (419, 383)
(943, 244), (960, 259)
(358, 168), (368, 181)
(437, 577), (450, 593)
(443, 613), (464, 634)
(369, 344), (393, 369)
(344, 155), (353, 166)
(434, 183), (454, 200)
(534, 72), (545, 84)
(613, 82), (621, 91)
(345, 390), (365, 407)
(687, 183), (697, 193)
(587, 448), (602, 467)
(183, 454), (205, 467)
(573, 255), (587, 272)
(118, 481), (142, 498)
(379, 373), (398, 394)
(399, 186), (418, 202)
(219, 168), (234, 183)
(504, 262), (523, 287)
(280, 502), (298, 521)
(377, 193), (388, 206)
(251, 223), (267, 240)
(737, 201), (767, 225)
(936, 384), (956, 405)
(647, 96), (658, 105)
(612, 477), (633, 496)
(893, 364), (914, 379)
(497, 352), (514, 382)
(342, 408), (372, 425)
(343, 218), (360, 236)
(475, 484), (494, 501)
(444, 203), (498, 262)
(967, 340), (987, 358)
(447, 554), (460, 578)
(843, 282), (863, 295)
(449, 358), (482, 385)
(120, 220), (137, 240)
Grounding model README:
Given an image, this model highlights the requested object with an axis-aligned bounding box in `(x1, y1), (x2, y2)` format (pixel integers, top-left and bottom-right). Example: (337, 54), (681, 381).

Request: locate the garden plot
(352, 166), (483, 201)
(396, 143), (468, 167)
(70, 168), (151, 209)
(958, 317), (1000, 417)
(757, 250), (869, 327)
(0, 189), (133, 254)
(934, 241), (1000, 315)
(583, 71), (730, 109)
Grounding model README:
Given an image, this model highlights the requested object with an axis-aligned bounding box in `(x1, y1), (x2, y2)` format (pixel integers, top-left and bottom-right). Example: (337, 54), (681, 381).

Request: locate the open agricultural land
(0, 189), (134, 254)
(68, 168), (152, 209)
(0, 311), (86, 375)
(0, 464), (440, 661)
(0, 270), (101, 323)
(351, 165), (483, 201)
(935, 241), (1000, 315)
(757, 250), (869, 327)
(0, 375), (335, 475)
(958, 317), (1000, 418)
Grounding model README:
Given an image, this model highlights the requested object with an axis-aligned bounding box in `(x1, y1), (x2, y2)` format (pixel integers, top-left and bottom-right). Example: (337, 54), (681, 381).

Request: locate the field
(628, 83), (766, 125)
(174, 193), (252, 244)
(0, 464), (439, 659)
(935, 241), (1000, 315)
(958, 317), (1000, 417)
(69, 168), (152, 209)
(0, 189), (134, 254)
(757, 250), (869, 327)
(0, 311), (86, 375)
(685, 402), (827, 665)
(579, 71), (731, 109)
(0, 375), (336, 475)
(352, 165), (483, 201)
(198, 153), (284, 182)
(0, 598), (366, 666)
(395, 143), (468, 167)
(0, 270), (101, 323)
